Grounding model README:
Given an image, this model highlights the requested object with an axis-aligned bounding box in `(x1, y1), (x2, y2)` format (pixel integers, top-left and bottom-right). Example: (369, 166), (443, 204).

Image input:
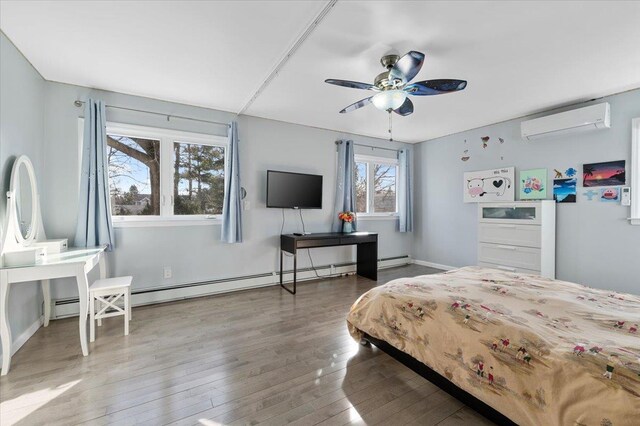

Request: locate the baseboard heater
(51, 255), (411, 319)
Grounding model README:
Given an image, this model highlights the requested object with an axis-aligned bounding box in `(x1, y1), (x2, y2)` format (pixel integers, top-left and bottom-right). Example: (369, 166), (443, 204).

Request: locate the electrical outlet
(163, 266), (172, 279)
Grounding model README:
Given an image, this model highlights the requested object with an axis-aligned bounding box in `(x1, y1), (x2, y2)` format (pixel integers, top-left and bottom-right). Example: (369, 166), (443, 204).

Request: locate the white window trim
(104, 122), (227, 227)
(630, 118), (640, 225)
(354, 154), (399, 218)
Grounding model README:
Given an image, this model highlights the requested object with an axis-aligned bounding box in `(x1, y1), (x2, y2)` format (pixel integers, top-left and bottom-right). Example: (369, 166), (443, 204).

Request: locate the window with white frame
(354, 154), (398, 216)
(631, 117), (640, 225)
(105, 123), (227, 224)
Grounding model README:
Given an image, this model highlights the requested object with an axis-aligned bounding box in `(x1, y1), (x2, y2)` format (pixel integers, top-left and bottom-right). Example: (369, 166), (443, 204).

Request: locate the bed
(347, 267), (640, 426)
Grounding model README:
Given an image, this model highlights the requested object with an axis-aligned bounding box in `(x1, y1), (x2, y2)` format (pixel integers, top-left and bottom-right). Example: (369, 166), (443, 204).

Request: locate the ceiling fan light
(372, 90), (407, 111)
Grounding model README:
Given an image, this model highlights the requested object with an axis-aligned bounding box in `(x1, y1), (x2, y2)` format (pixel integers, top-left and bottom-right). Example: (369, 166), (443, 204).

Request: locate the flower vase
(342, 221), (353, 233)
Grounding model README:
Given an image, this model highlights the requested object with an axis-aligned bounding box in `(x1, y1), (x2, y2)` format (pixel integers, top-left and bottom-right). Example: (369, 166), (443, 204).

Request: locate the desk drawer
(478, 223), (541, 248)
(478, 242), (541, 271)
(341, 235), (377, 245)
(297, 238), (340, 248)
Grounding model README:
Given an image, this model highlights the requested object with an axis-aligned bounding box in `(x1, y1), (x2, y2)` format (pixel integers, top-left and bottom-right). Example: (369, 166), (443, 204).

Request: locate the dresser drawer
(478, 243), (541, 271)
(478, 223), (541, 248)
(340, 235), (376, 245)
(478, 261), (541, 276)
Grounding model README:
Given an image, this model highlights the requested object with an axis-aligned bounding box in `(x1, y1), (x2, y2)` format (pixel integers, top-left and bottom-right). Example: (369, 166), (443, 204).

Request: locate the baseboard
(0, 315), (43, 363)
(52, 256), (412, 319)
(412, 259), (457, 271)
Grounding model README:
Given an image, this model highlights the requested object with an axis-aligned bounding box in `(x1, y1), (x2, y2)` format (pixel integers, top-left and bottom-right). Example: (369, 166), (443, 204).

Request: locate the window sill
(357, 214), (399, 221)
(112, 217), (221, 228)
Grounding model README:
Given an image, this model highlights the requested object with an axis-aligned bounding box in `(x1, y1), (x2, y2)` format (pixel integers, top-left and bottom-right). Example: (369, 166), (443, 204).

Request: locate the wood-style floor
(0, 264), (495, 426)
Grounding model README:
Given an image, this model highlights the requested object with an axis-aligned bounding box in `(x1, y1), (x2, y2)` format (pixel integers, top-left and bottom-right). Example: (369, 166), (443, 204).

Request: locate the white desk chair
(90, 276), (132, 342)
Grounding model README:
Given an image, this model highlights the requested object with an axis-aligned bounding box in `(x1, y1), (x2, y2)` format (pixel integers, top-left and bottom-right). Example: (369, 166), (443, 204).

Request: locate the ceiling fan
(325, 51), (467, 117)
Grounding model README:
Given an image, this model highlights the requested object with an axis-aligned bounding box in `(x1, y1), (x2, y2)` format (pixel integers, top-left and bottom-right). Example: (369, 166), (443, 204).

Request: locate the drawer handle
(496, 245), (517, 250)
(496, 265), (516, 272)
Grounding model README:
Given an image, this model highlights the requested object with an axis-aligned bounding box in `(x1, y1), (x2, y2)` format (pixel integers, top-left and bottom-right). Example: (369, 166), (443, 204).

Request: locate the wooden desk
(279, 232), (378, 294)
(0, 246), (107, 375)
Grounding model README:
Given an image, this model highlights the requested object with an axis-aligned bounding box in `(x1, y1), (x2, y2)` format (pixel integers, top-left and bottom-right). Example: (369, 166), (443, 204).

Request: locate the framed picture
(519, 168), (547, 200)
(553, 178), (577, 203)
(463, 167), (515, 203)
(582, 160), (625, 187)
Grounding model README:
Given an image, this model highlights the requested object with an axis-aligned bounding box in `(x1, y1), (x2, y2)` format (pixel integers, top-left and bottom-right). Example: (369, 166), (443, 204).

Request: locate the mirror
(9, 156), (38, 245)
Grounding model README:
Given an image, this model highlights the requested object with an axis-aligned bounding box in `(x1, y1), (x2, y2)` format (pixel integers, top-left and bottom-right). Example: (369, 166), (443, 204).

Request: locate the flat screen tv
(266, 170), (323, 209)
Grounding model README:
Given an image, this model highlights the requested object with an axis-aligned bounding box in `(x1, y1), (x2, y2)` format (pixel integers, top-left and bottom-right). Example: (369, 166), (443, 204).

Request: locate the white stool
(90, 276), (132, 342)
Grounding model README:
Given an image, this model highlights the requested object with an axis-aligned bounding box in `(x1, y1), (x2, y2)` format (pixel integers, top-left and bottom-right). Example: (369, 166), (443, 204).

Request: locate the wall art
(519, 168), (547, 200)
(463, 167), (515, 203)
(583, 160), (625, 187)
(599, 187), (620, 203)
(553, 178), (577, 203)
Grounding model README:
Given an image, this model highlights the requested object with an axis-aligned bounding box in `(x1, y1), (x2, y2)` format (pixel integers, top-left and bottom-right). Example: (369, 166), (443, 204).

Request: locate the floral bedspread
(347, 267), (640, 426)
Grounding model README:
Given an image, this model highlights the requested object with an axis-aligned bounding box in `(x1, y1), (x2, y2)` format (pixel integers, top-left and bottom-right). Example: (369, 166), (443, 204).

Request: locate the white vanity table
(0, 156), (107, 375)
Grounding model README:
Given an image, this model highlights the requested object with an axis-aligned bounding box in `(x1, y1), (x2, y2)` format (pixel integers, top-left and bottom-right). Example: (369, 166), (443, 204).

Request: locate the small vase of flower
(338, 211), (355, 233)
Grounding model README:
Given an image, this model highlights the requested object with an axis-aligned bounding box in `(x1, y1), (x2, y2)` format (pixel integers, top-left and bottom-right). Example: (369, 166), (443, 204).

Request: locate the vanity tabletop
(0, 245), (107, 270)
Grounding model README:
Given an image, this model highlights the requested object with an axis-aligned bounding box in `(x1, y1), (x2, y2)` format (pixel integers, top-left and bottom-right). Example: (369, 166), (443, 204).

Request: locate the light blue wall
(0, 32), (46, 357)
(42, 81), (414, 300)
(413, 89), (640, 294)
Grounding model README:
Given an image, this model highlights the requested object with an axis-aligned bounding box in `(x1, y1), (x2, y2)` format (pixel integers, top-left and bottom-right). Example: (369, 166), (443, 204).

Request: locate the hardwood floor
(0, 265), (495, 426)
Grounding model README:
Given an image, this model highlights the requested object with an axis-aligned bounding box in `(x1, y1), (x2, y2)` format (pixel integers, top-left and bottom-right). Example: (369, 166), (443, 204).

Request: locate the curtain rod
(73, 100), (230, 128)
(335, 140), (402, 153)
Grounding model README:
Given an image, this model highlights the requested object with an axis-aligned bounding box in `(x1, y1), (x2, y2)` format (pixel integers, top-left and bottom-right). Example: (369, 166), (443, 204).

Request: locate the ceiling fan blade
(394, 98), (414, 116)
(339, 97), (373, 113)
(389, 51), (425, 84)
(405, 79), (467, 96)
(325, 79), (377, 91)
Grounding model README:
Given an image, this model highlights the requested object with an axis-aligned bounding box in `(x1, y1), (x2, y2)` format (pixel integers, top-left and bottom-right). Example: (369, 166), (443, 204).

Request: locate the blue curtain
(74, 99), (114, 250)
(332, 140), (357, 232)
(398, 148), (413, 232)
(221, 121), (243, 243)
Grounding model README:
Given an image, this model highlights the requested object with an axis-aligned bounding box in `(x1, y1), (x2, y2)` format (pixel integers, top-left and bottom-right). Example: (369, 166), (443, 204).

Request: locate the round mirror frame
(8, 155), (39, 246)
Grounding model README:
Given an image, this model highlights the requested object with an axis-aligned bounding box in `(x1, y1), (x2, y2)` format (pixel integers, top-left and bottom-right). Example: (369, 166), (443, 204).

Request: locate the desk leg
(357, 242), (378, 281)
(42, 280), (51, 327)
(1, 270), (12, 375)
(280, 250), (297, 295)
(76, 266), (90, 357)
(279, 249), (283, 286)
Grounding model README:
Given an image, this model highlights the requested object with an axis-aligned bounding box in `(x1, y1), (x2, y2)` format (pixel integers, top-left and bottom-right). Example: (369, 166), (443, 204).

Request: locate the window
(631, 118), (640, 225)
(105, 123), (227, 226)
(354, 154), (398, 217)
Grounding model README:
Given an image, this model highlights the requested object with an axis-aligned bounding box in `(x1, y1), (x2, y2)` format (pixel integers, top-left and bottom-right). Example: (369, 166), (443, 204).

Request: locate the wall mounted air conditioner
(521, 102), (610, 140)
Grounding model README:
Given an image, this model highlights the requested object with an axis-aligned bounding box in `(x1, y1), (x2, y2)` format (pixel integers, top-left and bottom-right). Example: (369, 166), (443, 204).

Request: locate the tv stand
(279, 232), (378, 294)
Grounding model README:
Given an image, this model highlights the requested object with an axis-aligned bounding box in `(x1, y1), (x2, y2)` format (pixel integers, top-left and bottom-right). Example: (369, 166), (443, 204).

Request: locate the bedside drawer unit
(476, 201), (555, 279)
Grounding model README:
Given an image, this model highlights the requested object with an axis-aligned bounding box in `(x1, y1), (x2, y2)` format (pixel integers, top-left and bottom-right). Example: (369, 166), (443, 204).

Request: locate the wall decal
(582, 189), (599, 201)
(565, 167), (577, 178)
(460, 139), (470, 162)
(583, 160), (626, 187)
(553, 178), (577, 203)
(498, 137), (505, 144)
(519, 169), (547, 200)
(599, 187), (621, 203)
(554, 169), (563, 179)
(481, 136), (490, 148)
(463, 167), (515, 203)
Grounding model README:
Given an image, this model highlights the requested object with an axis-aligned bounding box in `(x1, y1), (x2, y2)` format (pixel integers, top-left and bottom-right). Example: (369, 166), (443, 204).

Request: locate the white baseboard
(52, 256), (412, 319)
(0, 315), (43, 363)
(412, 259), (456, 271)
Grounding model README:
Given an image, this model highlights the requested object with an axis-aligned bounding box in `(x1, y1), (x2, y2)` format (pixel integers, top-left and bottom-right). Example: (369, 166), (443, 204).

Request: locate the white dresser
(477, 201), (556, 278)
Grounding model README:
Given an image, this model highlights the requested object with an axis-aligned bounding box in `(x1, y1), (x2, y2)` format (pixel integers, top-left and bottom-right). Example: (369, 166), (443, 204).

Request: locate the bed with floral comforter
(347, 267), (640, 426)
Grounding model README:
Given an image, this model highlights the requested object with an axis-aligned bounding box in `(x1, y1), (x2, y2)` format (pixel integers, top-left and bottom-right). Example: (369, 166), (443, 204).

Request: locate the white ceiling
(2, 1), (639, 143)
